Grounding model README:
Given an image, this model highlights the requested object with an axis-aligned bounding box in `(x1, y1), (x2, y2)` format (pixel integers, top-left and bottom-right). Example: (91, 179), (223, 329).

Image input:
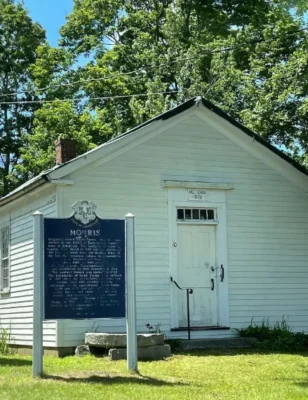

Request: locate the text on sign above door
(188, 189), (207, 201)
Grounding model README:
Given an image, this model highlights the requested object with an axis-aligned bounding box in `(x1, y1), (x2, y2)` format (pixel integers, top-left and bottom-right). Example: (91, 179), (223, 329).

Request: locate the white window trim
(0, 225), (10, 294)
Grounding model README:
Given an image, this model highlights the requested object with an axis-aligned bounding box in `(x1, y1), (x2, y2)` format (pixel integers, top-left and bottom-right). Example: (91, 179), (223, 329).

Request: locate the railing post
(186, 289), (191, 340)
(125, 213), (138, 372)
(33, 211), (44, 377)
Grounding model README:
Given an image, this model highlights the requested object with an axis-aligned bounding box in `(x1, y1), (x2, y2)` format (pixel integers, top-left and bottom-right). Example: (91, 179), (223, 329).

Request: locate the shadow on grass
(44, 373), (187, 386)
(291, 366), (308, 388)
(172, 349), (308, 357)
(274, 377), (308, 389)
(295, 382), (308, 389)
(0, 357), (32, 367)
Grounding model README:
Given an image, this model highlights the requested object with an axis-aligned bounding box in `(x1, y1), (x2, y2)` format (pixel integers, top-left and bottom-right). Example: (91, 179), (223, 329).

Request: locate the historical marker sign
(44, 201), (126, 320)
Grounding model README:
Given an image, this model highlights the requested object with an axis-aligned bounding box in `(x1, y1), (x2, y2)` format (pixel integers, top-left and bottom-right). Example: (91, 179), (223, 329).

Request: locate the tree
(0, 0), (45, 196)
(17, 100), (114, 177)
(19, 1), (308, 181)
(17, 42), (117, 177)
(57, 0), (281, 126)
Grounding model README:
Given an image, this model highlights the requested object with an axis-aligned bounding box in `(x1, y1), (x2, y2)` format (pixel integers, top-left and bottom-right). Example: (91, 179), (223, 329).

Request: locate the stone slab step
(109, 345), (172, 361)
(85, 333), (164, 349)
(178, 338), (256, 351)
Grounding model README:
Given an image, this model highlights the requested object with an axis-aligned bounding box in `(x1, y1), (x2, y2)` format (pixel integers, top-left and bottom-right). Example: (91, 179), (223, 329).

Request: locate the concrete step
(178, 337), (256, 351)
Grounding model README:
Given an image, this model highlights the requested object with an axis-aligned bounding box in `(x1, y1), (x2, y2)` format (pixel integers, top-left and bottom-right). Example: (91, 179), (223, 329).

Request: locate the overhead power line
(0, 91), (180, 105)
(0, 57), (192, 99)
(207, 25), (308, 54)
(0, 24), (307, 102)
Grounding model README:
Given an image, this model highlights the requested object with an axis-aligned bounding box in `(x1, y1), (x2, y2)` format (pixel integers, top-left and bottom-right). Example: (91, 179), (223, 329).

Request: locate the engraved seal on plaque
(72, 200), (97, 225)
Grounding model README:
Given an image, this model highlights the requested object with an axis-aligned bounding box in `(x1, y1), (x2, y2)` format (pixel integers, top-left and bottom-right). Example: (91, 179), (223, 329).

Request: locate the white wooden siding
(0, 188), (57, 347)
(56, 114), (307, 346)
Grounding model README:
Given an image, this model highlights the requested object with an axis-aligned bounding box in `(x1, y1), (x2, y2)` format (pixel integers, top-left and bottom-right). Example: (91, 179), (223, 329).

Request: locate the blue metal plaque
(44, 202), (126, 320)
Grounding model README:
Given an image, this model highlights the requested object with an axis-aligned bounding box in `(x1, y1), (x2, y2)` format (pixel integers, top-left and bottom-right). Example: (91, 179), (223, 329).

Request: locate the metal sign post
(125, 213), (138, 372)
(33, 211), (44, 378)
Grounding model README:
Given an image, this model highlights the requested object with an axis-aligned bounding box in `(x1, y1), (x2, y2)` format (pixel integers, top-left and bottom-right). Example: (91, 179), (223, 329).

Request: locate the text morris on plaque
(44, 216), (125, 320)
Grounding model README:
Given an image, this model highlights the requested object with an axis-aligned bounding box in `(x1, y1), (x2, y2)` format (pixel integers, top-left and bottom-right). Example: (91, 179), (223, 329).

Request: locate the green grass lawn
(1, 349), (308, 399)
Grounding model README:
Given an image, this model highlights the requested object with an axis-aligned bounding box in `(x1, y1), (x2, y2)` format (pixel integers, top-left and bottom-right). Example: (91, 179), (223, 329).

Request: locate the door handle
(211, 279), (214, 291)
(220, 265), (224, 282)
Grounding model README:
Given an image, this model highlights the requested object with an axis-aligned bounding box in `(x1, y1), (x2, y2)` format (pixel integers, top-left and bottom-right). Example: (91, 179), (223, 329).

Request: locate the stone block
(109, 344), (172, 361)
(85, 333), (164, 349)
(75, 345), (90, 357)
(137, 333), (165, 348)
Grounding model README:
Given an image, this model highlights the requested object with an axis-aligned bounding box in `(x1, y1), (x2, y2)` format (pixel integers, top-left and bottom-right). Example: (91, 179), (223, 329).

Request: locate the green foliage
(238, 318), (308, 352)
(2, 0), (308, 194)
(284, 0), (308, 14)
(0, 327), (11, 355)
(51, 0), (308, 170)
(0, 0), (46, 196)
(15, 101), (112, 178)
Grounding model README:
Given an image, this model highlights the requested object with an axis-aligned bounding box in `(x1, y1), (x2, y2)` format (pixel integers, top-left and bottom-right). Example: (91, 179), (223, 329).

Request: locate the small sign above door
(188, 189), (207, 201)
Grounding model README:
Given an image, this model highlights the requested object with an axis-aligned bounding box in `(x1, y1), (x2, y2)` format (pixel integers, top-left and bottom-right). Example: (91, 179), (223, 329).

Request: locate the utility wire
(206, 25), (308, 53)
(0, 57), (192, 99)
(0, 91), (180, 105)
(0, 24), (307, 102)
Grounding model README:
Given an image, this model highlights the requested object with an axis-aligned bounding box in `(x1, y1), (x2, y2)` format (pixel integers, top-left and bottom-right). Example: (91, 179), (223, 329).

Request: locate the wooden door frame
(168, 188), (230, 329)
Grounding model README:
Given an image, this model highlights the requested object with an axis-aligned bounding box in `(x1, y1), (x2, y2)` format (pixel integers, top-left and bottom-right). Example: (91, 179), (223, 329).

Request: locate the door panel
(177, 224), (217, 327)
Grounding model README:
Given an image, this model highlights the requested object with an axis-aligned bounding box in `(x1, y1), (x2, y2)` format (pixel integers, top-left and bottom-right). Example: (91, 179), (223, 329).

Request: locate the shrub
(238, 318), (308, 352)
(0, 328), (12, 355)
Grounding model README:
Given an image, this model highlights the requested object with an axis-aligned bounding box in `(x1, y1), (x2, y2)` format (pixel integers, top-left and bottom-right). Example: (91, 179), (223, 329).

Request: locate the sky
(24, 0), (73, 46)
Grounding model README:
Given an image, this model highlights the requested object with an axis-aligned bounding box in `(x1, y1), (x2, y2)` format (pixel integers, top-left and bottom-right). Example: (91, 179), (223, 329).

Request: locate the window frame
(0, 225), (10, 294)
(176, 207), (217, 223)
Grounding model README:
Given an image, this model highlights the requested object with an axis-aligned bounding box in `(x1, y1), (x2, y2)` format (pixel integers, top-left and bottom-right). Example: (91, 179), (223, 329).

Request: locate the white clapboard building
(0, 97), (307, 356)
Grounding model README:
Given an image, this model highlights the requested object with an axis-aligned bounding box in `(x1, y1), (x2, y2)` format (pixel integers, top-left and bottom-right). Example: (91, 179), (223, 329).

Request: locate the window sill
(0, 288), (10, 295)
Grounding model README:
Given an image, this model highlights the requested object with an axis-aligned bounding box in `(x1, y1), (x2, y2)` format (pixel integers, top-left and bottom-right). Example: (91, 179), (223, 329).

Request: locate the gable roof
(1, 96), (307, 207)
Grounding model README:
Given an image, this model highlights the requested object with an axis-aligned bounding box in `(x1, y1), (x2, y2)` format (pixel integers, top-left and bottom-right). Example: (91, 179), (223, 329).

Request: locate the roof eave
(1, 95), (307, 207)
(201, 98), (308, 177)
(0, 176), (49, 208)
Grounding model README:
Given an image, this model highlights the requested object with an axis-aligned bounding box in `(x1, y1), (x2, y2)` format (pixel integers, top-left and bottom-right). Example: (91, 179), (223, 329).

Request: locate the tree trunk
(3, 103), (10, 196)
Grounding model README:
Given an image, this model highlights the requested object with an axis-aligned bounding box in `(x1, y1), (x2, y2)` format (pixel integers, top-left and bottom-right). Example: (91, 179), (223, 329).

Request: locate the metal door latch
(220, 265), (225, 282)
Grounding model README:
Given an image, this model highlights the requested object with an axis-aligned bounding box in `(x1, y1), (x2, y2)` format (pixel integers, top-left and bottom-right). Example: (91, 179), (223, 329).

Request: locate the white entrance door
(177, 224), (218, 327)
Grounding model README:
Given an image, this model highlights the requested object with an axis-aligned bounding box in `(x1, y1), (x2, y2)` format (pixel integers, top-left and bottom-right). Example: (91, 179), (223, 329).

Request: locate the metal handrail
(170, 277), (193, 340)
(171, 268), (222, 339)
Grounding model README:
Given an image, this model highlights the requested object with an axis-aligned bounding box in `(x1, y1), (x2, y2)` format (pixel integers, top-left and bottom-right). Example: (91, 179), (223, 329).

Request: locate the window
(1, 226), (10, 292)
(177, 208), (216, 222)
